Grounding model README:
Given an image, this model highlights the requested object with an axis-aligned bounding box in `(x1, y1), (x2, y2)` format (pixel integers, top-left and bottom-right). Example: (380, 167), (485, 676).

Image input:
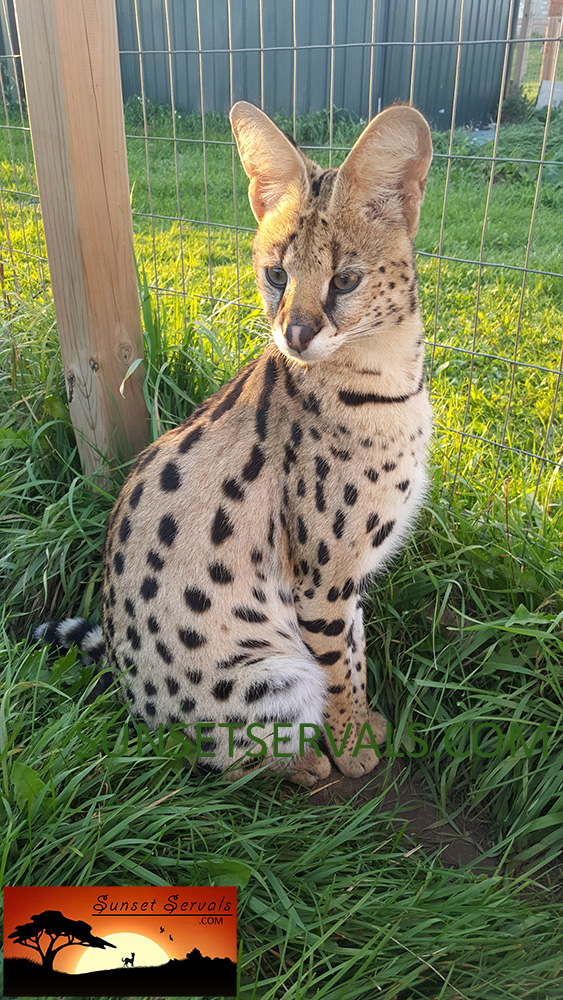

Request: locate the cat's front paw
(281, 747), (332, 787)
(333, 745), (380, 777)
(330, 710), (387, 777)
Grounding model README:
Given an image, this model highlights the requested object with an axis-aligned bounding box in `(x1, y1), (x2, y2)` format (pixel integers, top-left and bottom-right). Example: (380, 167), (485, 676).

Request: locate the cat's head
(230, 101), (432, 365)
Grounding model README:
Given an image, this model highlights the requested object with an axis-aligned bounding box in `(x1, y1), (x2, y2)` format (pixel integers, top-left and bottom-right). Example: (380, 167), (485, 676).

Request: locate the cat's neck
(320, 316), (425, 398)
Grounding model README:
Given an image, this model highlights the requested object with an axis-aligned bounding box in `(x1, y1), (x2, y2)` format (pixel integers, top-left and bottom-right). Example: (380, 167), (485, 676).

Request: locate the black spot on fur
(129, 482), (144, 508)
(330, 447), (351, 462)
(327, 586), (340, 602)
(158, 514), (178, 547)
(372, 520), (396, 547)
(383, 461), (396, 472)
(179, 627), (207, 649)
(160, 461), (181, 492)
(256, 357), (278, 440)
(185, 586), (212, 613)
(283, 360), (298, 397)
(213, 679), (234, 701)
(124, 598), (135, 618)
(145, 680), (157, 696)
(316, 650), (341, 666)
(209, 561), (234, 584)
(242, 445), (266, 482)
(333, 510), (346, 539)
(147, 615), (159, 633)
(238, 638), (272, 650)
(119, 517), (131, 543)
(252, 587), (267, 603)
(365, 467), (379, 483)
(283, 443), (297, 474)
(245, 681), (269, 703)
(340, 382), (423, 406)
(233, 606), (268, 624)
(297, 516), (308, 544)
(108, 585), (116, 608)
(223, 477), (245, 501)
(251, 548), (263, 564)
(181, 698), (196, 714)
(291, 421), (303, 447)
(178, 423), (203, 454)
(328, 684), (345, 695)
(163, 675), (178, 694)
(134, 448), (158, 473)
(140, 576), (158, 601)
(298, 616), (328, 634)
(344, 483), (358, 506)
(211, 507), (235, 545)
(315, 481), (326, 513)
(315, 456), (330, 480)
(127, 626), (141, 650)
(297, 478), (306, 497)
(278, 589), (293, 605)
(114, 552), (125, 575)
(324, 619), (345, 636)
(397, 479), (410, 491)
(147, 550), (165, 571)
(366, 512), (380, 532)
(341, 578), (355, 600)
(318, 541), (330, 564)
(157, 642), (174, 665)
(145, 701), (156, 717)
(309, 427), (321, 441)
(217, 654), (248, 670)
(302, 391), (321, 416)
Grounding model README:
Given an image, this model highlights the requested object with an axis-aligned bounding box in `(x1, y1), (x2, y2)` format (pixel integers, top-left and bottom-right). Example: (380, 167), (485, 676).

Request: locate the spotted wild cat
(35, 102), (433, 785)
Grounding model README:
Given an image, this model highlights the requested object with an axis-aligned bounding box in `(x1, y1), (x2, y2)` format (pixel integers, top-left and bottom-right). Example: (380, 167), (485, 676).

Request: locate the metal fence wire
(0, 0), (562, 555)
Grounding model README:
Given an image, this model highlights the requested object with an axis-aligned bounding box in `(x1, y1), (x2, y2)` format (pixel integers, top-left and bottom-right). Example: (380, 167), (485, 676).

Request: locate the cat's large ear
(333, 105), (432, 238)
(230, 102), (308, 222)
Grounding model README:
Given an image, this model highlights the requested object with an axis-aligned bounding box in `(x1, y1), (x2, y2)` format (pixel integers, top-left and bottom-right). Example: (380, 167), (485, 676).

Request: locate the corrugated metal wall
(117, 0), (515, 129)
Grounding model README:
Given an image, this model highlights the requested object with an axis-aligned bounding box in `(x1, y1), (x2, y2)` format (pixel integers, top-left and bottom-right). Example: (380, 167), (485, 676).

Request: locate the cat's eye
(265, 266), (288, 288)
(331, 272), (360, 293)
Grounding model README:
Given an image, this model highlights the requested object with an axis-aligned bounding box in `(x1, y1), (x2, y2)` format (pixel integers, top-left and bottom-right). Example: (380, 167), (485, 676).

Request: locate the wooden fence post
(13, 0), (149, 477)
(540, 8), (563, 83)
(509, 0), (533, 95)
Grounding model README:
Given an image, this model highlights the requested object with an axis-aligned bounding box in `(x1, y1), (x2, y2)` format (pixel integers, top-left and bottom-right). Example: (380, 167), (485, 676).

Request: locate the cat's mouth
(271, 323), (340, 364)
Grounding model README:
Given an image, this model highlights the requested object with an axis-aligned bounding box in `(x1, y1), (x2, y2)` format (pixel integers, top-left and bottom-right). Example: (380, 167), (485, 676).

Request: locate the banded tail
(33, 617), (105, 662)
(32, 618), (114, 699)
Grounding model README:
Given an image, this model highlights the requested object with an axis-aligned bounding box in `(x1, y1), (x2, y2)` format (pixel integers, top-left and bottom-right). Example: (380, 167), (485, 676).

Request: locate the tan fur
(101, 102), (433, 786)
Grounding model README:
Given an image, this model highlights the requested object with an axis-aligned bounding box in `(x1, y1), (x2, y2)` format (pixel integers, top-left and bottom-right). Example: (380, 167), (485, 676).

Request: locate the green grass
(1, 102), (563, 998)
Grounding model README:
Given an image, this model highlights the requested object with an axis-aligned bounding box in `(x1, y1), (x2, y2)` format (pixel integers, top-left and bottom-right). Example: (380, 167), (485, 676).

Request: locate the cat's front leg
(297, 597), (386, 777)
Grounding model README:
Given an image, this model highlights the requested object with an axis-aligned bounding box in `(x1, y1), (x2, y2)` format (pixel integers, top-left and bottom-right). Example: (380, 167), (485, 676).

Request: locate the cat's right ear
(230, 102), (307, 222)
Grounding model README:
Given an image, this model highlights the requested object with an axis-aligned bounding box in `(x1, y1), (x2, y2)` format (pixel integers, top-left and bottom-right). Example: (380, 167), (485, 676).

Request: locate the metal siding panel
(84, 0), (513, 125)
(115, 0), (141, 102)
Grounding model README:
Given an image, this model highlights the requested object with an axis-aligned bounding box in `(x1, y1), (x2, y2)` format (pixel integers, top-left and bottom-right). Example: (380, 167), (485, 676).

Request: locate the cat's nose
(285, 324), (317, 353)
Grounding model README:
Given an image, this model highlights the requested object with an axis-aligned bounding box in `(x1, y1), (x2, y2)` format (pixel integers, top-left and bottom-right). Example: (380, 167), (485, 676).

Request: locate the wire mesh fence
(0, 0), (562, 555)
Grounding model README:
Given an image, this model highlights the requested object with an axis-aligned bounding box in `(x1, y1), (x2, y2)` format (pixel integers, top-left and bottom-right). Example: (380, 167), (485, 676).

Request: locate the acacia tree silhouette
(8, 910), (116, 973)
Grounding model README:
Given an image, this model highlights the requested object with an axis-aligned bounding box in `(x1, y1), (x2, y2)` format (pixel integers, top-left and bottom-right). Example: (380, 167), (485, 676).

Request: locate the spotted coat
(101, 102), (434, 785)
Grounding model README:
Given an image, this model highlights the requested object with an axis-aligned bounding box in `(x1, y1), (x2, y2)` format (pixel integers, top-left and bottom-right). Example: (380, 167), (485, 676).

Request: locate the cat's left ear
(333, 105), (432, 238)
